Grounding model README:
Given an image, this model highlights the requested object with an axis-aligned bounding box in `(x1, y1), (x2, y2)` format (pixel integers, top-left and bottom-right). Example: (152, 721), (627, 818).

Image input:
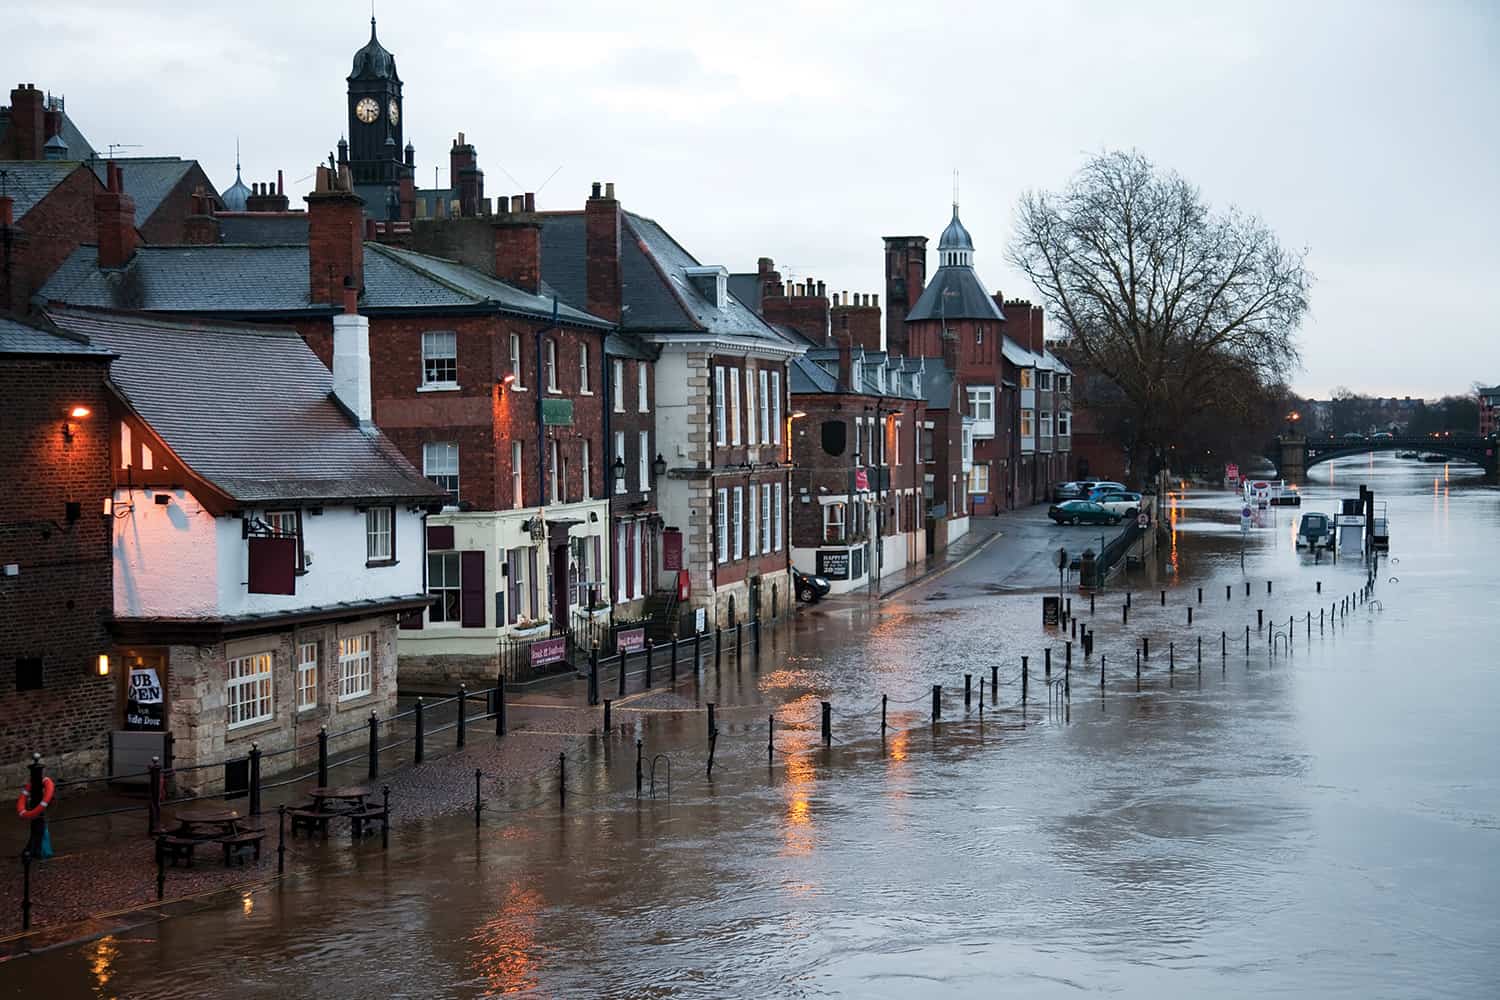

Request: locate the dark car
(1053, 480), (1096, 502)
(1048, 500), (1121, 525)
(792, 568), (832, 603)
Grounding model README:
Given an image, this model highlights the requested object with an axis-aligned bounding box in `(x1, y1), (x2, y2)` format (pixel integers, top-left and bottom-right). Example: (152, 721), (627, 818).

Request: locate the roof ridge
(46, 304), (301, 338)
(364, 242), (485, 304)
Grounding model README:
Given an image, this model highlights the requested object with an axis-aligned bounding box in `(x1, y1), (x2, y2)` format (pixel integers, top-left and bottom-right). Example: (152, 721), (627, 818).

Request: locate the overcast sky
(11, 0), (1497, 398)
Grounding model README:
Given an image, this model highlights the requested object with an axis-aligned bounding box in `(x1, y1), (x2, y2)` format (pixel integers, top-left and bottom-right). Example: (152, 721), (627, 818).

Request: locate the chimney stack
(332, 277), (373, 426)
(182, 185), (218, 245)
(836, 317), (853, 391)
(493, 220), (542, 294)
(449, 133), (484, 217)
(6, 85), (45, 160)
(585, 180), (622, 321)
(95, 162), (141, 269)
(305, 164), (365, 304)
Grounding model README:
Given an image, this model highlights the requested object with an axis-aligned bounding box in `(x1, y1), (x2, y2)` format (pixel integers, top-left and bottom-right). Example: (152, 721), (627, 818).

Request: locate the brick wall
(4, 166), (101, 315)
(0, 356), (115, 787)
(136, 162), (220, 246)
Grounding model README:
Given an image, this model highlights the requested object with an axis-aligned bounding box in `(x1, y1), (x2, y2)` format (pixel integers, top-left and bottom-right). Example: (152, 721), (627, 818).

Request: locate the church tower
(345, 18), (404, 199)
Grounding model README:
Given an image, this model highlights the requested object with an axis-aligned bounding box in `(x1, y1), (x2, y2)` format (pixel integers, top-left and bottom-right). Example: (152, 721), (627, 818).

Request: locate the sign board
(854, 468), (870, 491)
(662, 529), (683, 571)
(541, 398), (574, 426)
(1225, 462), (1240, 483)
(694, 607), (707, 634)
(126, 667), (164, 730)
(1137, 511), (1149, 529)
(1042, 595), (1061, 627)
(1054, 547), (1069, 570)
(817, 550), (851, 579)
(529, 636), (566, 668)
(617, 627), (646, 653)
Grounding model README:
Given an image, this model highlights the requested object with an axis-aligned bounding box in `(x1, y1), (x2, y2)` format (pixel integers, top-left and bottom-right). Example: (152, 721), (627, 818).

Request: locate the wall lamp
(96, 653), (110, 677)
(653, 454), (667, 478)
(63, 405), (91, 443)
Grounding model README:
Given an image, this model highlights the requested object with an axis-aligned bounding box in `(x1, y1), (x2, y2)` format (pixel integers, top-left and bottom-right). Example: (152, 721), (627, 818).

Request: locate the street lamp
(612, 455), (626, 495)
(652, 454), (667, 479)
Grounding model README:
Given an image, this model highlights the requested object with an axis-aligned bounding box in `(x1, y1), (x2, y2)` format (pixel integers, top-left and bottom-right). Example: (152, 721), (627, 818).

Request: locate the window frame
(226, 651), (274, 729)
(365, 505), (395, 565)
(716, 488), (729, 563)
(581, 439), (592, 500)
(760, 484), (772, 552)
(545, 338), (559, 393)
(614, 430), (627, 495)
(729, 367), (742, 446)
(771, 371), (782, 444)
(1038, 370), (1052, 390)
(773, 482), (784, 549)
(423, 442), (460, 506)
(613, 360), (626, 412)
(749, 482), (759, 556)
(745, 368), (757, 446)
(511, 441), (523, 510)
(824, 502), (846, 544)
(578, 343), (591, 394)
(509, 333), (525, 389)
(420, 330), (458, 389)
(296, 641), (319, 712)
(427, 551), (462, 624)
(337, 633), (373, 702)
(638, 362), (650, 413)
(1057, 412), (1071, 437)
(549, 439), (561, 503)
(714, 366), (727, 445)
(638, 429), (650, 493)
(969, 462), (991, 495)
(758, 368), (770, 444)
(1020, 368), (1033, 390)
(732, 487), (744, 560)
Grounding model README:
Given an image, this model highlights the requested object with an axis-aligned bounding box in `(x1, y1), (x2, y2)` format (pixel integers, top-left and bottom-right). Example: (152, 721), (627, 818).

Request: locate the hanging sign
(126, 667), (164, 730)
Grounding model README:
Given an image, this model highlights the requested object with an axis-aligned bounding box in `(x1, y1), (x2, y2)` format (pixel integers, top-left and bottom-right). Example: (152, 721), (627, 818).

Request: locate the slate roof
(1001, 338), (1038, 368)
(906, 264), (1006, 323)
(349, 18), (401, 82)
(89, 157), (206, 227)
(45, 308), (442, 505)
(789, 355), (837, 394)
(0, 108), (95, 161)
(41, 242), (610, 325)
(938, 207), (974, 251)
(0, 314), (114, 357)
(538, 210), (800, 352)
(726, 273), (763, 314)
(216, 213), (309, 244)
(1, 160), (91, 219)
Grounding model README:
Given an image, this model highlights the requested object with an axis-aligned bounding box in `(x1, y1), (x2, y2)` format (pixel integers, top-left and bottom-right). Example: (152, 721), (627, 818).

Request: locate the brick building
(1480, 385), (1500, 438)
(0, 316), (115, 788)
(43, 306), (442, 788)
(0, 159), (105, 315)
(998, 298), (1073, 502)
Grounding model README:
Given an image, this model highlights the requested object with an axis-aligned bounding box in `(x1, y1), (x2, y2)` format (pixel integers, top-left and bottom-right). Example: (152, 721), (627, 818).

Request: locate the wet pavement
(3, 456), (1497, 998)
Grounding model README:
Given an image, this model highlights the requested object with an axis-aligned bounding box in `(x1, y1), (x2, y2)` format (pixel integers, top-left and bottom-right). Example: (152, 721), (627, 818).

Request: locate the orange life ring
(16, 777), (55, 820)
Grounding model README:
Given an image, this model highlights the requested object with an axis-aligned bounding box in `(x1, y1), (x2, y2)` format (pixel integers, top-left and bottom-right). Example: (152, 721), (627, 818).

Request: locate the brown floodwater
(4, 455), (1498, 998)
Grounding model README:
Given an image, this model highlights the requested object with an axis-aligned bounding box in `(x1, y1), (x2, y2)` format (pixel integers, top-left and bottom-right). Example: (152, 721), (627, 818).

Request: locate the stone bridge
(1273, 433), (1498, 482)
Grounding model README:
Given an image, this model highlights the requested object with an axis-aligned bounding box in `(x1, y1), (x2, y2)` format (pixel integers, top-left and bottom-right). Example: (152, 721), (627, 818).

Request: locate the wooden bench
(158, 835), (198, 868)
(287, 808), (333, 838)
(348, 805), (388, 840)
(220, 829), (264, 867)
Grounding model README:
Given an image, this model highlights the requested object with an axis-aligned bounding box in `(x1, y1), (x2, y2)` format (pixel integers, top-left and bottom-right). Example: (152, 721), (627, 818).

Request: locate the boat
(1296, 512), (1334, 550)
(1396, 450), (1420, 460)
(1419, 453), (1446, 463)
(1243, 478), (1300, 507)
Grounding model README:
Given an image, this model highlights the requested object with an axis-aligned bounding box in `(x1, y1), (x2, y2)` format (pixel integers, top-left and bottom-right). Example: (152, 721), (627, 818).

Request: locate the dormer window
(684, 265), (729, 310)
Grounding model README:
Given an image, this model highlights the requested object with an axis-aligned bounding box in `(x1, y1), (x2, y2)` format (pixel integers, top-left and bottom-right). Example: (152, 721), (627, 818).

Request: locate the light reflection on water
(7, 456), (1498, 999)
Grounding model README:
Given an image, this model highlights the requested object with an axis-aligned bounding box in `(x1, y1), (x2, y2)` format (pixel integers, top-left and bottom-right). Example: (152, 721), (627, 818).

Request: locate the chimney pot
(591, 181), (602, 198)
(524, 192), (535, 213)
(604, 182), (615, 199)
(758, 256), (774, 275)
(277, 170), (284, 196)
(342, 275), (359, 314)
(511, 194), (524, 214)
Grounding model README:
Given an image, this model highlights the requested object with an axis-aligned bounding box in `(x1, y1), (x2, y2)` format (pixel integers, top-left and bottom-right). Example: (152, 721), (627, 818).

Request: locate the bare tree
(1010, 151), (1310, 484)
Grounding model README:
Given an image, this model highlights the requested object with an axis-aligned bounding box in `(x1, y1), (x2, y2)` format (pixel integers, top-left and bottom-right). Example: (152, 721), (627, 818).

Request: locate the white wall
(652, 349), (697, 535)
(112, 486), (425, 619)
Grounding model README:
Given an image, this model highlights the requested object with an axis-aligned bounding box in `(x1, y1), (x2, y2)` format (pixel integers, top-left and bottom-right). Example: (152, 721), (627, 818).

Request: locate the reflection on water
(7, 455), (1498, 999)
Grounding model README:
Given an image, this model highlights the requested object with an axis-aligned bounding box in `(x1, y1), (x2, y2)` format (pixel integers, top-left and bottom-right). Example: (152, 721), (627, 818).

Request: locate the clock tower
(346, 17), (404, 190)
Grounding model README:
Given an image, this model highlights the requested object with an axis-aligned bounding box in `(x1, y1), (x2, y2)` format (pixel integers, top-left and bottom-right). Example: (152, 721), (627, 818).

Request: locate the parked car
(1086, 481), (1128, 500)
(1053, 480), (1098, 502)
(1048, 500), (1121, 525)
(792, 568), (832, 603)
(1094, 490), (1143, 517)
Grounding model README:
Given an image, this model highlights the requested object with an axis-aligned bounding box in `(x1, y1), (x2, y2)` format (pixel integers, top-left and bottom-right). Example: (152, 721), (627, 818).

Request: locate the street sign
(1042, 596), (1061, 627)
(541, 398), (574, 426)
(1137, 511), (1149, 529)
(694, 607), (707, 634)
(1054, 547), (1068, 570)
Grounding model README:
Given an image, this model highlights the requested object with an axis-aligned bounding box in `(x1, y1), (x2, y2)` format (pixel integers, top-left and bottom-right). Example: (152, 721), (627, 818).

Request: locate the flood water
(6, 456), (1498, 998)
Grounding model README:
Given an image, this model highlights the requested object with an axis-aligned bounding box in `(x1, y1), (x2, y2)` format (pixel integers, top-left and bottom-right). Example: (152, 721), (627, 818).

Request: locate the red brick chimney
(493, 220), (541, 294)
(95, 162), (141, 269)
(182, 186), (218, 245)
(6, 85), (45, 160)
(883, 236), (927, 357)
(449, 133), (484, 218)
(998, 296), (1045, 354)
(305, 164), (365, 305)
(836, 317), (854, 391)
(585, 181), (622, 322)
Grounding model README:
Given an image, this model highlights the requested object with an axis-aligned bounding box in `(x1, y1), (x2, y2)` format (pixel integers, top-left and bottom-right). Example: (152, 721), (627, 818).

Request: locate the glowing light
(96, 654), (110, 677)
(241, 891), (253, 915)
(70, 406), (91, 418)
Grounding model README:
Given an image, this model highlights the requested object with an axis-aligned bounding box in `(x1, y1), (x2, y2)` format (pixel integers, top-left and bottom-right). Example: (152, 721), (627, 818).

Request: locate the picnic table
(158, 804), (264, 867)
(291, 784), (388, 840)
(309, 785), (371, 813)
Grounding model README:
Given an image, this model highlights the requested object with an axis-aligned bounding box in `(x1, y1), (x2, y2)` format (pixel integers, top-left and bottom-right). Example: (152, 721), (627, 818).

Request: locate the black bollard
(456, 683), (467, 749)
(821, 702), (832, 747)
(496, 678), (508, 737)
(644, 639), (654, 688)
(475, 769), (482, 828)
(619, 647), (629, 697)
(382, 785), (390, 849)
(1268, 580), (1273, 594)
(1258, 608), (1264, 629)
(1064, 657), (1070, 699)
(881, 695), (888, 737)
(1161, 589), (1166, 606)
(603, 698), (612, 732)
(1245, 625), (1250, 653)
(1197, 636), (1202, 664)
(153, 841), (163, 903)
(414, 698), (425, 764)
(707, 728), (718, 778)
(1022, 660), (1029, 705)
(694, 630), (703, 675)
(1090, 593), (1096, 615)
(318, 726), (329, 787)
(754, 619), (762, 658)
(769, 715), (775, 761)
(715, 627), (723, 671)
(589, 648), (600, 706)
(1071, 617), (1077, 640)
(1187, 607), (1193, 625)
(635, 739), (643, 797)
(1222, 631), (1227, 657)
(147, 755), (162, 835)
(1066, 598), (1073, 624)
(671, 638), (679, 683)
(558, 753), (566, 809)
(1136, 649), (1141, 684)
(1169, 642), (1174, 672)
(1317, 580), (1322, 593)
(735, 626), (743, 665)
(1126, 592), (1132, 609)
(1123, 604), (1129, 625)
(1197, 587), (1203, 604)
(1045, 647), (1052, 680)
(1245, 581), (1251, 596)
(1142, 636), (1149, 660)
(367, 710), (380, 781)
(965, 674), (972, 710)
(277, 804), (286, 874)
(707, 703), (717, 741)
(932, 684), (942, 722)
(1065, 641), (1072, 669)
(248, 742), (262, 817)
(1100, 654), (1105, 689)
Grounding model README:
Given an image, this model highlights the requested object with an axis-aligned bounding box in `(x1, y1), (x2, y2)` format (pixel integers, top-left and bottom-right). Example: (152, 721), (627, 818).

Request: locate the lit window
(365, 506), (393, 562)
(1020, 368), (1033, 390)
(428, 551), (461, 623)
(227, 651), (273, 728)
(824, 502), (846, 543)
(337, 633), (373, 701)
(969, 463), (990, 494)
(421, 331), (457, 387)
(296, 642), (318, 711)
(423, 442), (459, 505)
(1021, 410), (1034, 437)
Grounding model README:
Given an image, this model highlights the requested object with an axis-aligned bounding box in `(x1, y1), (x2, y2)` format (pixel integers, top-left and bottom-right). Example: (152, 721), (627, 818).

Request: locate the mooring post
(1065, 641), (1072, 670)
(1197, 587), (1203, 604)
(1090, 593), (1095, 615)
(496, 676), (508, 736)
(147, 755), (162, 835)
(1268, 580), (1273, 594)
(1226, 584), (1231, 601)
(1245, 625), (1251, 653)
(881, 694), (888, 737)
(1169, 642), (1174, 673)
(735, 625), (743, 664)
(589, 648), (600, 706)
(991, 663), (999, 700)
(1258, 608), (1264, 629)
(603, 698), (612, 732)
(1160, 589), (1166, 606)
(317, 726), (329, 787)
(931, 685), (942, 722)
(821, 701), (832, 747)
(277, 804), (286, 874)
(1022, 659), (1029, 705)
(248, 742), (262, 817)
(644, 639), (654, 688)
(715, 627), (723, 671)
(558, 754), (566, 810)
(1100, 654), (1105, 689)
(1245, 581), (1251, 596)
(1187, 606), (1193, 625)
(768, 715), (775, 761)
(1317, 580), (1322, 593)
(1142, 636), (1149, 660)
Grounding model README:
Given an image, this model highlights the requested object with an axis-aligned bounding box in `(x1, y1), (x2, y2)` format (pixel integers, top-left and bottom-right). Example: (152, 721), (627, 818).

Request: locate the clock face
(355, 97), (379, 124)
(387, 100), (400, 125)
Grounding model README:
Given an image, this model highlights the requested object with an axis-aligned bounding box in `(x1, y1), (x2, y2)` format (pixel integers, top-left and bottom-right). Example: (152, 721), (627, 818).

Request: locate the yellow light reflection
(889, 726), (909, 764)
(1167, 493), (1179, 572)
(781, 751), (815, 857)
(90, 935), (118, 994)
(241, 891), (253, 916)
(471, 884), (543, 995)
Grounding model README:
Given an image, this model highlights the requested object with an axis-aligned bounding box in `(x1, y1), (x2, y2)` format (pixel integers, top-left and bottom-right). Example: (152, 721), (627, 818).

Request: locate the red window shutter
(460, 550), (486, 628)
(428, 525), (455, 550)
(662, 528), (682, 571)
(527, 547), (539, 620)
(248, 537), (296, 595)
(626, 522), (636, 598)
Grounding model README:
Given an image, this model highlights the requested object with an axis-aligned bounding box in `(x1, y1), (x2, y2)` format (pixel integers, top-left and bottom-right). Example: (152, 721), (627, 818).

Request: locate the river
(5, 455), (1497, 998)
